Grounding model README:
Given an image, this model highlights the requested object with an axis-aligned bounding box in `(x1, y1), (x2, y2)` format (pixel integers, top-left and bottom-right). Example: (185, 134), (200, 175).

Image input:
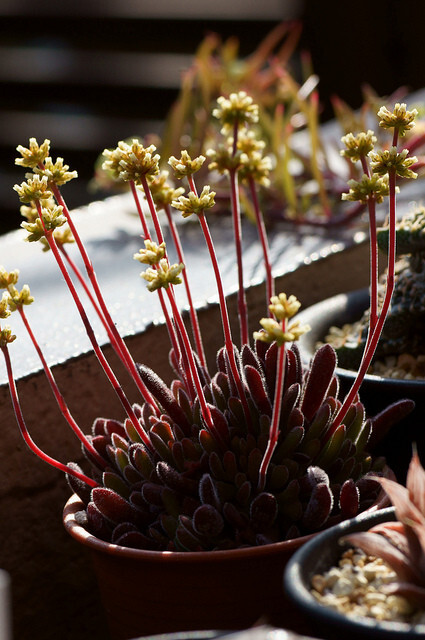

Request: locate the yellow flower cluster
(14, 175), (52, 203)
(369, 147), (418, 180)
(377, 103), (418, 137)
(253, 293), (310, 346)
(340, 130), (377, 163)
(102, 140), (160, 183)
(146, 172), (184, 210)
(15, 138), (50, 168)
(21, 204), (67, 242)
(140, 259), (184, 292)
(213, 91), (259, 134)
(134, 240), (167, 266)
(172, 186), (216, 219)
(342, 174), (393, 204)
(168, 151), (205, 179)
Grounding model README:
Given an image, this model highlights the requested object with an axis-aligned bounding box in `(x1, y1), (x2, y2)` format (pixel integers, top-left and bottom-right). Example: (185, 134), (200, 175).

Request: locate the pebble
(310, 547), (425, 626)
(369, 353), (425, 379)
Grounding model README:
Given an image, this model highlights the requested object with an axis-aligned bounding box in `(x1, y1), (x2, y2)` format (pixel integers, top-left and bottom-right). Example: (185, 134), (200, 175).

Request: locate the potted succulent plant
(284, 450), (425, 639)
(0, 96), (416, 640)
(297, 109), (425, 480)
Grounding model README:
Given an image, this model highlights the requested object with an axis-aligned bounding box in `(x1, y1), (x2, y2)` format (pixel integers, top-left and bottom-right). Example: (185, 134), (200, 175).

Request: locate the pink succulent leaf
(406, 450), (425, 516)
(343, 531), (423, 585)
(408, 522), (425, 581)
(368, 521), (411, 556)
(382, 582), (425, 608)
(375, 475), (425, 530)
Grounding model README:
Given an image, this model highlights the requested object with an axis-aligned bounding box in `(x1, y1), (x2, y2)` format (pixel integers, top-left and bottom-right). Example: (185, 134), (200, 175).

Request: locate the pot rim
(63, 493), (316, 563)
(284, 506), (425, 637)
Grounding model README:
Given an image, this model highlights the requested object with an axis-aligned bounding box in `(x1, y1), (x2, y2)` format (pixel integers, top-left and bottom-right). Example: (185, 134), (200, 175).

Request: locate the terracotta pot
(284, 506), (425, 639)
(63, 494), (316, 640)
(297, 288), (425, 481)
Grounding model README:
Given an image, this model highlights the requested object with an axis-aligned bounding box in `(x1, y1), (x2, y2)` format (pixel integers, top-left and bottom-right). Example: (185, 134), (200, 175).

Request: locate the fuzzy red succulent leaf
(301, 481), (334, 530)
(244, 364), (272, 416)
(301, 344), (337, 422)
(223, 501), (250, 532)
(279, 383), (301, 431)
(66, 463), (93, 504)
(199, 473), (221, 509)
(192, 504), (224, 537)
(156, 461), (198, 496)
(207, 404), (231, 445)
(249, 492), (278, 531)
(129, 443), (154, 479)
(86, 500), (112, 539)
(141, 482), (164, 507)
(367, 399), (415, 449)
(175, 516), (204, 551)
(103, 471), (130, 499)
(137, 364), (192, 435)
(339, 478), (360, 518)
(91, 487), (139, 525)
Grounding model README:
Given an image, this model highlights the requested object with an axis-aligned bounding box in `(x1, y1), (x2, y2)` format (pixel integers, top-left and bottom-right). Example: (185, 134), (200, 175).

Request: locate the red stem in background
(37, 206), (154, 452)
(50, 182), (159, 411)
(248, 176), (275, 310)
(140, 175), (165, 244)
(195, 208), (252, 430)
(58, 244), (159, 410)
(130, 181), (150, 238)
(229, 167), (249, 345)
(187, 175), (251, 417)
(129, 179), (184, 365)
(2, 343), (98, 488)
(164, 286), (220, 440)
(366, 197), (378, 336)
(360, 155), (378, 342)
(17, 306), (106, 468)
(164, 203), (207, 369)
(330, 169), (397, 434)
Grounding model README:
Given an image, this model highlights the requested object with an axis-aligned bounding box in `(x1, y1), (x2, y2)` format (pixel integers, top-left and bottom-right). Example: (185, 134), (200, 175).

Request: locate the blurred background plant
(93, 22), (425, 227)
(3, 0), (425, 233)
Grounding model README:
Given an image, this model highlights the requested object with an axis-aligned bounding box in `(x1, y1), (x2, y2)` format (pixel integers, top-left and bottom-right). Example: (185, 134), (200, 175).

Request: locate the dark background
(1, 0), (425, 234)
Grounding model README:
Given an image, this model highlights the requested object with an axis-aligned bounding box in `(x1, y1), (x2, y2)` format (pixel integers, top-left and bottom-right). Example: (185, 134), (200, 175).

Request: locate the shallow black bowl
(284, 506), (425, 639)
(297, 289), (425, 481)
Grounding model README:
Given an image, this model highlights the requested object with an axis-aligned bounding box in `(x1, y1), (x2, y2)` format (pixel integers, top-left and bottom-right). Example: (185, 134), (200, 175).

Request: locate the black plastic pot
(284, 506), (425, 640)
(297, 289), (425, 481)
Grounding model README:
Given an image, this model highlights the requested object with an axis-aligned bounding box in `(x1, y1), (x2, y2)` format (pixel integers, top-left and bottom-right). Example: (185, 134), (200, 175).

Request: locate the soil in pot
(311, 547), (425, 628)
